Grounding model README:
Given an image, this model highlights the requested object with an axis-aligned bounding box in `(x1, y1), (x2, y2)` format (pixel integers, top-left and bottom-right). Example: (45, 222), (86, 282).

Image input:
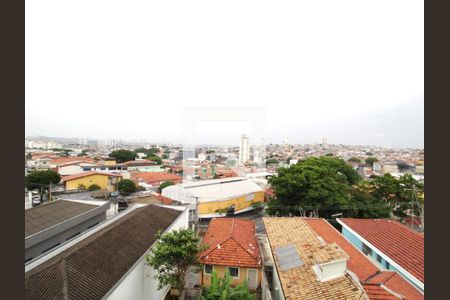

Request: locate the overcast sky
(25, 1), (424, 148)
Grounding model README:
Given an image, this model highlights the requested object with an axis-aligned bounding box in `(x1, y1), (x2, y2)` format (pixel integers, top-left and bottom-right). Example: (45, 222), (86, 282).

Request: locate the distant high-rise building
(239, 134), (250, 163)
(282, 137), (290, 146)
(322, 138), (328, 145)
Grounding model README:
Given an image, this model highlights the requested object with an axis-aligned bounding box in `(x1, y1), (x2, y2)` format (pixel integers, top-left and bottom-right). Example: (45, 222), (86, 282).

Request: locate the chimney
(312, 258), (348, 282)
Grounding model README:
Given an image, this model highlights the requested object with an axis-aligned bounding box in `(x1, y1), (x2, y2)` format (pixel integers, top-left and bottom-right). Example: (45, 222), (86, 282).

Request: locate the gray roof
(25, 204), (182, 300)
(25, 200), (97, 237)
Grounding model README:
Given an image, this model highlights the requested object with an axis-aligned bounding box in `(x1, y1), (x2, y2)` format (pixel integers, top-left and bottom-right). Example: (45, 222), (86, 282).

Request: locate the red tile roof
(200, 218), (261, 268)
(305, 218), (423, 300)
(338, 218), (424, 284)
(363, 285), (400, 300)
(306, 218), (378, 281)
(50, 157), (96, 165)
(62, 171), (122, 182)
(122, 159), (157, 166)
(131, 172), (181, 183)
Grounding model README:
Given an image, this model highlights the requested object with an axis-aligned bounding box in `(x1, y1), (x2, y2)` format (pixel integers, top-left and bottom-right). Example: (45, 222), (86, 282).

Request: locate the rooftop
(50, 157), (96, 165)
(132, 172), (181, 183)
(263, 217), (366, 300)
(62, 171), (122, 182)
(306, 218), (423, 300)
(337, 218), (424, 284)
(164, 177), (263, 203)
(25, 204), (182, 300)
(199, 218), (261, 268)
(25, 200), (98, 237)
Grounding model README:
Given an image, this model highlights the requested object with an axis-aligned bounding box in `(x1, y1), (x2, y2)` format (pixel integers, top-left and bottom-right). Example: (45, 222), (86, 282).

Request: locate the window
(204, 264), (213, 275)
(228, 267), (239, 278)
(362, 243), (372, 256)
(385, 261), (390, 269)
(246, 194), (255, 201)
(376, 254), (382, 263)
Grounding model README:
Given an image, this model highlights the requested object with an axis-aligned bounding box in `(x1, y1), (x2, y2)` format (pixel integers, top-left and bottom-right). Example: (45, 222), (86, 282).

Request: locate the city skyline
(26, 0), (423, 149)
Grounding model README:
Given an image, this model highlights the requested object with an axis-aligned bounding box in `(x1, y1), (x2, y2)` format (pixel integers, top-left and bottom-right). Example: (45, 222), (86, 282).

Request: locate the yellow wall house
(161, 177), (264, 218)
(63, 171), (122, 192)
(199, 218), (262, 291)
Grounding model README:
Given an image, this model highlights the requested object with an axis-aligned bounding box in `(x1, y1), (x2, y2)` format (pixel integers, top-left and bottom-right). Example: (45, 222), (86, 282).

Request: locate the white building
(239, 134), (250, 163)
(25, 204), (189, 300)
(162, 177), (264, 219)
(197, 153), (207, 161)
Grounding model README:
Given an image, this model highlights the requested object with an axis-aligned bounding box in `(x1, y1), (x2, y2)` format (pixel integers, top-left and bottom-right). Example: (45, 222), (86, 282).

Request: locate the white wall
(58, 165), (83, 176)
(106, 206), (189, 300)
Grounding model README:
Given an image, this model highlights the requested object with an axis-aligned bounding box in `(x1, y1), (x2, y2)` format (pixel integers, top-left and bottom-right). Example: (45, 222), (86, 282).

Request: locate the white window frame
(204, 264), (213, 276)
(227, 266), (240, 278)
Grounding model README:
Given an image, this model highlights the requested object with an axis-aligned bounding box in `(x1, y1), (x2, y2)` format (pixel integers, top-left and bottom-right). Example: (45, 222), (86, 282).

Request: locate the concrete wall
(65, 174), (121, 191)
(59, 165), (83, 176)
(106, 206), (189, 300)
(198, 191), (265, 215)
(25, 212), (106, 262)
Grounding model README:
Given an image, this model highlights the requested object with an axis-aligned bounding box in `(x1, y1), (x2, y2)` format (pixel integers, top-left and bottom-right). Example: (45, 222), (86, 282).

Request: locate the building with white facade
(239, 134), (250, 163)
(25, 204), (189, 300)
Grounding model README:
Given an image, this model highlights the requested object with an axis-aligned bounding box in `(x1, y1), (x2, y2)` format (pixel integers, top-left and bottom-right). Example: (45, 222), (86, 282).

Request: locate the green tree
(365, 157), (378, 166)
(147, 147), (160, 156)
(146, 155), (162, 165)
(146, 229), (204, 297)
(108, 149), (137, 163)
(162, 153), (169, 159)
(118, 179), (137, 195)
(348, 157), (361, 163)
(78, 149), (88, 157)
(325, 153), (334, 156)
(25, 170), (61, 201)
(134, 147), (148, 153)
(88, 183), (101, 191)
(159, 181), (175, 192)
(370, 173), (424, 218)
(266, 158), (279, 165)
(350, 182), (391, 218)
(201, 270), (255, 300)
(396, 161), (412, 172)
(267, 156), (360, 218)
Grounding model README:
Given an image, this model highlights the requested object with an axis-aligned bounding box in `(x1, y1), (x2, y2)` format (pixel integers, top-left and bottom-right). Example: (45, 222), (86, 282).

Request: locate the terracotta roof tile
(50, 157), (96, 165)
(338, 218), (424, 284)
(263, 217), (366, 300)
(305, 218), (423, 300)
(131, 172), (181, 183)
(62, 171), (122, 182)
(200, 218), (261, 268)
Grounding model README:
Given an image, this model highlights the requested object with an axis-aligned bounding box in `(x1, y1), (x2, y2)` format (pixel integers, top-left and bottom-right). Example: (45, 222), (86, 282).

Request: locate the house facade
(199, 218), (262, 291)
(63, 171), (122, 191)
